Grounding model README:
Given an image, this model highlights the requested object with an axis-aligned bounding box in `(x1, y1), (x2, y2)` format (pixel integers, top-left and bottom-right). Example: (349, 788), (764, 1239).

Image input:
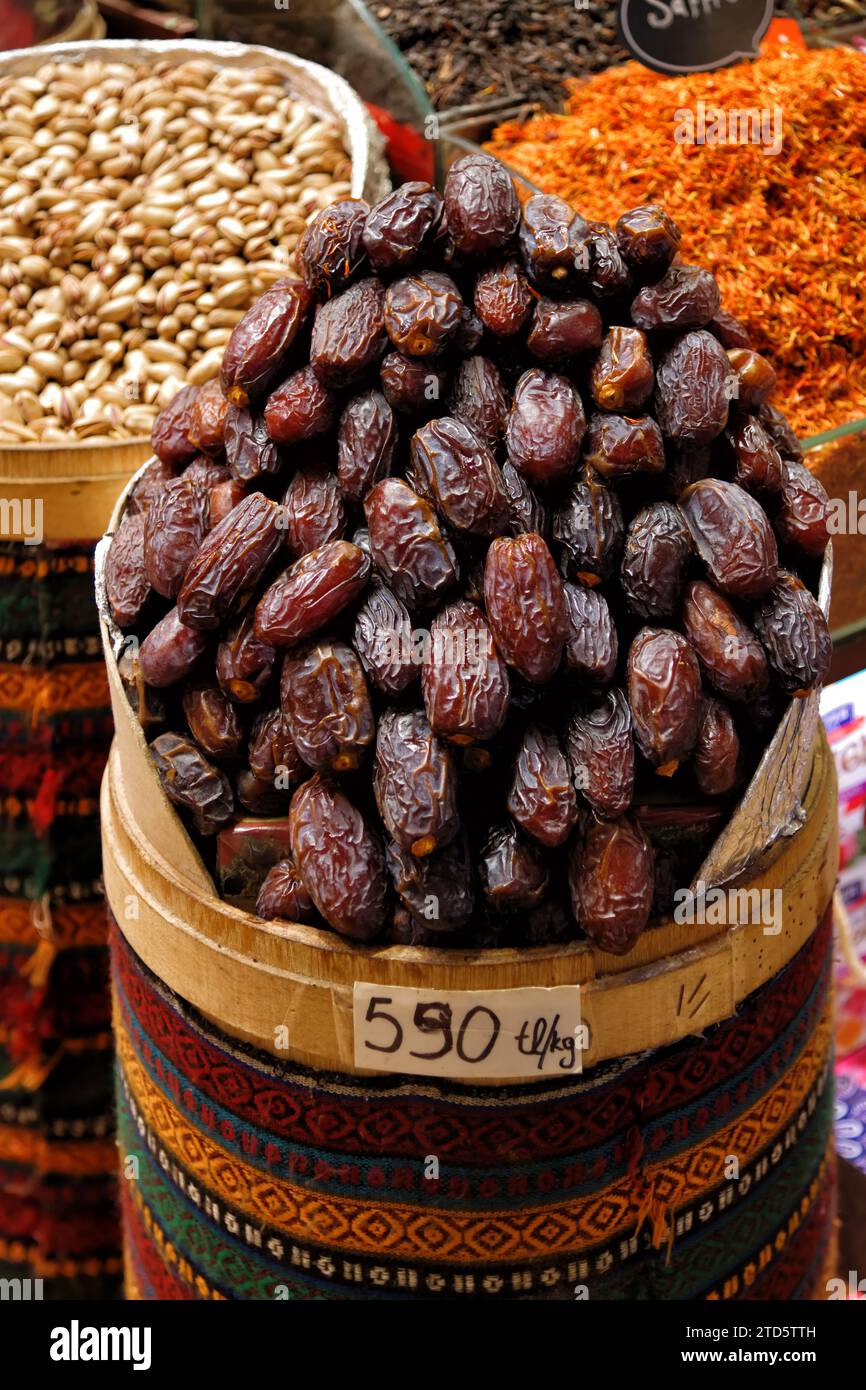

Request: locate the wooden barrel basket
(100, 563), (840, 1299)
(0, 437), (147, 1295)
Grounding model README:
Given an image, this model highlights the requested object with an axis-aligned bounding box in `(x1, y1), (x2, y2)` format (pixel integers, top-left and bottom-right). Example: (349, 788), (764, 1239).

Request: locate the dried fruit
(655, 330), (735, 446)
(474, 260), (533, 337)
(386, 835), (473, 932)
(694, 697), (741, 797)
(627, 628), (702, 774)
(282, 469), (346, 557)
(264, 365), (338, 445)
(151, 384), (199, 469)
(727, 348), (776, 408)
(751, 570), (832, 696)
(448, 355), (509, 450)
(216, 610), (275, 704)
(774, 458), (830, 557)
(364, 479), (458, 609)
(189, 378), (229, 456)
(380, 351), (449, 417)
(289, 776), (388, 940)
(384, 270), (463, 357)
(567, 689), (634, 818)
(583, 413), (665, 481)
(480, 825), (548, 911)
(255, 540), (370, 646)
(248, 708), (303, 785)
(106, 512), (150, 627)
(151, 731), (235, 835)
(681, 477), (778, 600)
(178, 492), (285, 631)
(527, 298), (603, 362)
(374, 708), (459, 856)
(144, 476), (210, 599)
(256, 861), (318, 924)
(220, 280), (313, 407)
(590, 327), (653, 412)
(444, 152), (519, 258)
(361, 181), (444, 272)
(298, 199), (369, 296)
(507, 723), (577, 848)
(681, 580), (769, 702)
(139, 607), (209, 688)
(615, 203), (681, 279)
(410, 417), (510, 537)
(506, 368), (586, 488)
(569, 816), (654, 955)
(280, 639), (374, 772)
(562, 582), (617, 685)
(337, 390), (397, 504)
(183, 682), (243, 760)
(422, 600), (509, 744)
(630, 264), (720, 331)
(620, 501), (692, 621)
(725, 413), (783, 495)
(224, 406), (282, 481)
(553, 470), (624, 586)
(484, 533), (566, 684)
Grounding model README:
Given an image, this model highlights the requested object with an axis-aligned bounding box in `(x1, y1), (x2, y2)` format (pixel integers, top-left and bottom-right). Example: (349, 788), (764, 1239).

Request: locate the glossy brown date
(282, 469), (346, 557)
(693, 697), (741, 797)
(774, 458), (831, 557)
(210, 478), (246, 528)
(654, 330), (735, 446)
(289, 775), (388, 940)
(620, 501), (692, 621)
(224, 406), (282, 481)
(627, 627), (702, 774)
(364, 478), (458, 609)
(506, 368), (586, 488)
(615, 203), (681, 279)
(474, 259), (533, 337)
(443, 152), (519, 259)
(374, 707), (459, 856)
(507, 722), (577, 848)
(725, 413), (783, 495)
(182, 681), (243, 760)
(220, 279), (314, 407)
(280, 639), (374, 772)
(727, 348), (776, 408)
(188, 377), (229, 456)
(410, 416), (510, 537)
(526, 297), (603, 363)
(263, 366), (338, 446)
(248, 707), (304, 785)
(562, 582), (617, 685)
(422, 600), (509, 744)
(385, 835), (474, 932)
(384, 270), (463, 357)
(144, 475), (210, 599)
(751, 570), (832, 696)
(353, 580), (417, 696)
(566, 689), (634, 818)
(337, 390), (397, 504)
(448, 355), (509, 451)
(256, 860), (318, 924)
(139, 607), (209, 688)
(680, 477), (778, 600)
(151, 730), (235, 835)
(681, 580), (769, 702)
(502, 460), (548, 538)
(255, 540), (370, 646)
(630, 264), (720, 331)
(480, 825), (548, 911)
(178, 492), (285, 631)
(590, 327), (653, 412)
(310, 277), (387, 386)
(518, 194), (579, 290)
(298, 199), (369, 296)
(553, 471), (624, 586)
(379, 351), (450, 418)
(362, 181), (444, 272)
(484, 533), (566, 685)
(151, 384), (199, 469)
(216, 609), (275, 703)
(105, 512), (150, 628)
(569, 815), (653, 955)
(583, 412), (665, 480)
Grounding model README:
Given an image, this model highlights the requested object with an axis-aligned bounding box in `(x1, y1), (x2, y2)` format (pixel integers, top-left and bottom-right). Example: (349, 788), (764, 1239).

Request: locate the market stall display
(102, 161), (832, 954)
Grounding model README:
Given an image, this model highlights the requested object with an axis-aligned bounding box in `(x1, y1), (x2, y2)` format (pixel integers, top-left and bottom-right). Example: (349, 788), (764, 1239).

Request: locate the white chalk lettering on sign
(353, 982), (584, 1080)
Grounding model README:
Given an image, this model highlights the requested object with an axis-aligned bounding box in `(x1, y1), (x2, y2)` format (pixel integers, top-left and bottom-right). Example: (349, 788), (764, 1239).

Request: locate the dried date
(444, 152), (519, 259)
(422, 600), (509, 744)
(255, 540), (370, 646)
(506, 368), (585, 488)
(774, 458), (830, 557)
(151, 384), (199, 469)
(484, 533), (566, 684)
(448, 355), (509, 451)
(583, 413), (665, 480)
(224, 406), (282, 481)
(337, 390), (397, 504)
(256, 860), (318, 925)
(553, 471), (624, 586)
(410, 416), (510, 537)
(727, 348), (776, 408)
(620, 501), (692, 621)
(105, 512), (150, 627)
(216, 610), (275, 703)
(590, 327), (653, 412)
(480, 825), (547, 911)
(507, 722), (577, 848)
(474, 259), (533, 337)
(220, 279), (314, 407)
(182, 682), (243, 760)
(139, 607), (209, 688)
(144, 476), (210, 599)
(289, 776), (388, 940)
(264, 365), (338, 445)
(681, 580), (769, 702)
(385, 835), (473, 932)
(380, 351), (450, 417)
(527, 298), (603, 362)
(627, 627), (702, 774)
(178, 492), (285, 631)
(615, 203), (681, 279)
(725, 413), (783, 494)
(680, 477), (778, 599)
(364, 479), (458, 609)
(384, 270), (463, 357)
(151, 731), (235, 835)
(566, 689), (634, 818)
(693, 697), (740, 796)
(298, 199), (369, 296)
(362, 181), (444, 272)
(562, 582), (617, 684)
(280, 639), (374, 773)
(569, 816), (653, 955)
(630, 264), (720, 331)
(282, 469), (346, 557)
(353, 580), (417, 695)
(374, 708), (459, 856)
(310, 277), (387, 385)
(248, 707), (304, 785)
(751, 570), (831, 696)
(654, 331), (735, 446)
(188, 377), (229, 455)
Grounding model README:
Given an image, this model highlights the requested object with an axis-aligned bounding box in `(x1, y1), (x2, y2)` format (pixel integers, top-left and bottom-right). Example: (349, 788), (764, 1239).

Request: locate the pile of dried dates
(105, 156), (832, 954)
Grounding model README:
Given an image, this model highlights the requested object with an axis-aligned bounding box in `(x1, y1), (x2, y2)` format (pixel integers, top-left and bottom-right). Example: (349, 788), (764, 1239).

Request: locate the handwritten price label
(353, 982), (583, 1080)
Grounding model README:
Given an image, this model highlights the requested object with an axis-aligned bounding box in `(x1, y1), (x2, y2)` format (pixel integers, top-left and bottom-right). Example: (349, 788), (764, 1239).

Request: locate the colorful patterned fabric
(111, 906), (837, 1301)
(835, 1048), (866, 1176)
(0, 539), (119, 1299)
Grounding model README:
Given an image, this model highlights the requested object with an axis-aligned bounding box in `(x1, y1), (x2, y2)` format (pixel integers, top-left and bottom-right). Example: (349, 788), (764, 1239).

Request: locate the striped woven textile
(111, 906), (837, 1301)
(0, 540), (120, 1299)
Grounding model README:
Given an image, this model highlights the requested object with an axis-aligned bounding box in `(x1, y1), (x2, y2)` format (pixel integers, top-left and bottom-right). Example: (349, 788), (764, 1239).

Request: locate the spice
(373, 0), (627, 112)
(488, 47), (866, 439)
(0, 56), (352, 446)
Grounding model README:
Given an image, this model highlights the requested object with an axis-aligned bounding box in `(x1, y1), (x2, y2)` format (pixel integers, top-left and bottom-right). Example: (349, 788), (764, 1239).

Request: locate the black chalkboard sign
(618, 0), (775, 75)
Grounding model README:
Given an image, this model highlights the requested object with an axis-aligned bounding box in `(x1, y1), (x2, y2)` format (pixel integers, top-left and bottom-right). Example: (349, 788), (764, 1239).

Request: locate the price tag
(353, 982), (583, 1080)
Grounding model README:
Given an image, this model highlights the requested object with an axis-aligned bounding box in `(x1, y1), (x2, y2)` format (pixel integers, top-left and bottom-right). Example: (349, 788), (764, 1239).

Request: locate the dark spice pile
(105, 160), (831, 955)
(372, 0), (627, 111)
